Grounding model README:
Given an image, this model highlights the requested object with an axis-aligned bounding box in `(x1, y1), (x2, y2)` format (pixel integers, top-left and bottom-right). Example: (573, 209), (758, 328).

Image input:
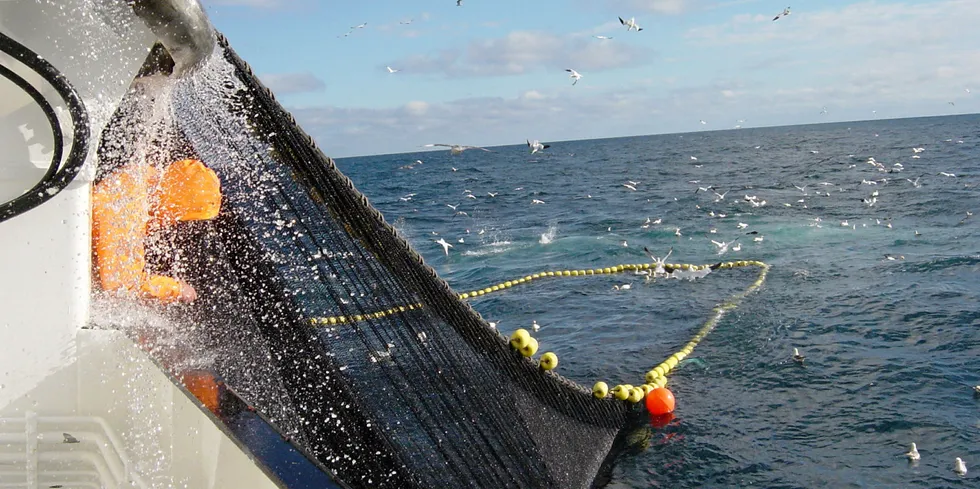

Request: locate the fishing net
(93, 35), (647, 488)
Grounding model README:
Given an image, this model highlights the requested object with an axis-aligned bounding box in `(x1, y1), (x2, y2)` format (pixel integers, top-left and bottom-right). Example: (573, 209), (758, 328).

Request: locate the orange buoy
(645, 387), (675, 415)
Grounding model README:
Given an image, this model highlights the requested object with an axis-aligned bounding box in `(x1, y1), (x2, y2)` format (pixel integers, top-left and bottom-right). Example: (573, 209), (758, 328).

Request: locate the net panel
(119, 34), (640, 489)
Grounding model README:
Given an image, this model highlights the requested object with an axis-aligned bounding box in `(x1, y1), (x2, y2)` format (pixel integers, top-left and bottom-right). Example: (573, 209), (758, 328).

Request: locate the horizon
(333, 112), (980, 160)
(204, 1), (979, 158)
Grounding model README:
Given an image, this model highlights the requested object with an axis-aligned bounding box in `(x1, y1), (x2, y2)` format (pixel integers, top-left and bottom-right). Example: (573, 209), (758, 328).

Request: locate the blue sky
(204, 0), (979, 157)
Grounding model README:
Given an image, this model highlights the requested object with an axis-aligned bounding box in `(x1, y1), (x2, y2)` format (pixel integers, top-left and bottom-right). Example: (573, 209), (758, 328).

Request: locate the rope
(307, 259), (769, 402)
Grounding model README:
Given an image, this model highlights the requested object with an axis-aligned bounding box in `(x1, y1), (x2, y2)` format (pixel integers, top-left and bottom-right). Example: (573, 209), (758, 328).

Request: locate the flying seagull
(565, 69), (582, 85)
(424, 143), (492, 155)
(619, 16), (643, 31)
(593, 35), (613, 40)
(351, 23), (367, 29)
(435, 238), (453, 256)
(527, 140), (550, 154)
(773, 7), (791, 21)
(386, 66), (400, 73)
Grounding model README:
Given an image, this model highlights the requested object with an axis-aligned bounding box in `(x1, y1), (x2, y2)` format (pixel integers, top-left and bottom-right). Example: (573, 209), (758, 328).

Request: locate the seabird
(954, 457), (967, 476)
(435, 238), (453, 256)
(386, 66), (400, 73)
(63, 433), (80, 444)
(643, 246), (672, 278)
(618, 16), (643, 31)
(773, 7), (791, 21)
(593, 35), (613, 40)
(565, 69), (582, 85)
(793, 348), (805, 363)
(351, 23), (367, 29)
(710, 237), (738, 255)
(424, 143), (492, 155)
(531, 199), (546, 204)
(527, 139), (550, 154)
(906, 443), (920, 461)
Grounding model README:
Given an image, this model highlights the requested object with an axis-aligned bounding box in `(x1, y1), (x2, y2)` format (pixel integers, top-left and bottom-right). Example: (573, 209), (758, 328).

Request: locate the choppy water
(336, 115), (980, 488)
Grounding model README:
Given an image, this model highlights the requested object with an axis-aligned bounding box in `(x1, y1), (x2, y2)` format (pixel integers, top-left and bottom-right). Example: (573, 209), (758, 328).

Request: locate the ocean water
(335, 114), (980, 488)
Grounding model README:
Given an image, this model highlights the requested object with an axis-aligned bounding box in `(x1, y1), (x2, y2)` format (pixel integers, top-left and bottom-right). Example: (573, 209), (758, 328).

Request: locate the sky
(203, 0), (980, 157)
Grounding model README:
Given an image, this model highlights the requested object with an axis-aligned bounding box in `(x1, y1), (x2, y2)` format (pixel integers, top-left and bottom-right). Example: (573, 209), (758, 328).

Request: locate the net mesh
(100, 34), (642, 488)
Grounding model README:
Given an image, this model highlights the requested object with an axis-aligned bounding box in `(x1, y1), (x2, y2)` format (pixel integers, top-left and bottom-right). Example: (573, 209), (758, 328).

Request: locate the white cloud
(614, 0), (693, 14)
(404, 101), (429, 116)
(208, 0), (284, 7)
(390, 30), (654, 78)
(258, 72), (326, 94)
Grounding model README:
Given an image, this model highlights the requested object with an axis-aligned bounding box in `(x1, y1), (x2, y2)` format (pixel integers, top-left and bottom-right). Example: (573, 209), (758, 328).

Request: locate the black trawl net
(154, 34), (641, 488)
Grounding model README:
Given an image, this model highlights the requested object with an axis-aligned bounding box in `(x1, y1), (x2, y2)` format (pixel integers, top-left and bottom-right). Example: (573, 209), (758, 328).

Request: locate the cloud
(687, 0), (980, 49)
(258, 72), (326, 95)
(208, 0), (284, 6)
(390, 30), (654, 78)
(611, 0), (697, 14)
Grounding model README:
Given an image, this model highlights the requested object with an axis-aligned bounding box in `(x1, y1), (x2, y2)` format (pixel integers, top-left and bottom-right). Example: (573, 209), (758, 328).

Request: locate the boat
(1, 1), (650, 487)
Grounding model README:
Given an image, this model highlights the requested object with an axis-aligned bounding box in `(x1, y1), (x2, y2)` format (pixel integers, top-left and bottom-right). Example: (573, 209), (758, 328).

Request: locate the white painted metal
(0, 1), (285, 487)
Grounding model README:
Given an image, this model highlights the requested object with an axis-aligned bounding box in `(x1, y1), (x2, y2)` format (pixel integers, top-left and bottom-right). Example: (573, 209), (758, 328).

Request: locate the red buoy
(645, 387), (675, 415)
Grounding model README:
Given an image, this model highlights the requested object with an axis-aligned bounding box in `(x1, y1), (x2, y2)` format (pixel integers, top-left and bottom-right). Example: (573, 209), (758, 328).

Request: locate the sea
(335, 114), (980, 488)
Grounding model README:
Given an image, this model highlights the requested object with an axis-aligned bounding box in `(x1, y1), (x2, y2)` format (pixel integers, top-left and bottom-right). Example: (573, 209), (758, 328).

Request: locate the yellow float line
(308, 261), (718, 326)
(308, 260), (770, 403)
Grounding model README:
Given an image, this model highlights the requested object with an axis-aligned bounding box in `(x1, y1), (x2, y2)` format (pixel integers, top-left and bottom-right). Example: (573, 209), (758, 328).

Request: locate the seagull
(906, 443), (920, 461)
(457, 0), (462, 5)
(773, 7), (791, 21)
(399, 19), (414, 25)
(623, 183), (637, 191)
(699, 120), (707, 125)
(793, 347), (805, 363)
(565, 69), (582, 85)
(712, 189), (729, 202)
(938, 171), (956, 177)
(424, 143), (492, 155)
(351, 23), (367, 29)
(531, 199), (546, 205)
(386, 66), (400, 73)
(435, 238), (453, 256)
(527, 139), (550, 154)
(710, 237), (738, 255)
(643, 246), (672, 278)
(618, 16), (643, 32)
(954, 457), (967, 476)
(593, 35), (613, 40)
(532, 320), (540, 332)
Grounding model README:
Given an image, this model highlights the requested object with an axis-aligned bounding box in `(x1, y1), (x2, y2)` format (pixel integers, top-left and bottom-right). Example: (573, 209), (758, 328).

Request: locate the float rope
(309, 259), (769, 402)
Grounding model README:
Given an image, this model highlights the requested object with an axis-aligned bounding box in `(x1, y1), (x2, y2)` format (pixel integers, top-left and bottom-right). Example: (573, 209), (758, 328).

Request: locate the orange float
(645, 387), (675, 415)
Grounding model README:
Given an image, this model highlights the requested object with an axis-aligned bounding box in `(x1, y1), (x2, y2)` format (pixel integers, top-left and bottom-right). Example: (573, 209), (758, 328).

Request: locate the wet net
(98, 35), (644, 488)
